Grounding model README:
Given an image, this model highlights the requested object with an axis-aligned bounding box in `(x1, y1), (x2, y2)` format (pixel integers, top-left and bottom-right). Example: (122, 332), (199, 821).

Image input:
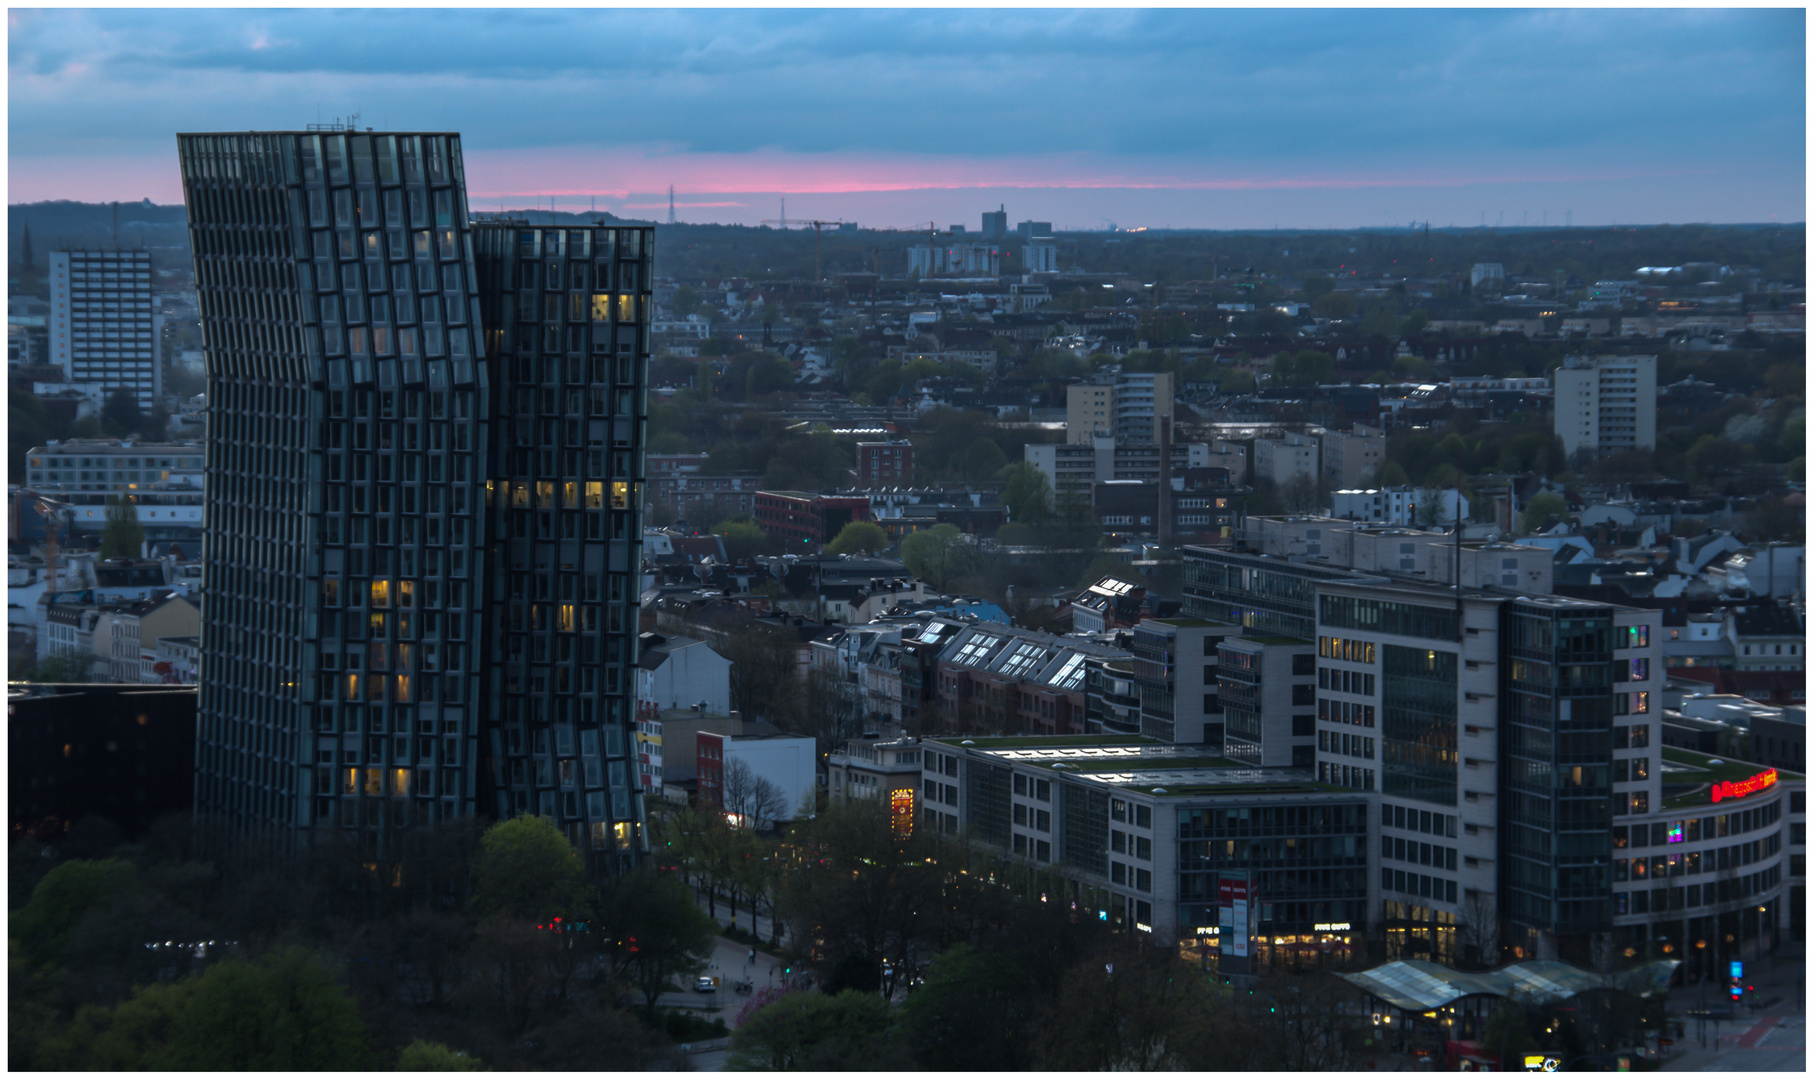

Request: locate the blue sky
(7, 7), (1805, 228)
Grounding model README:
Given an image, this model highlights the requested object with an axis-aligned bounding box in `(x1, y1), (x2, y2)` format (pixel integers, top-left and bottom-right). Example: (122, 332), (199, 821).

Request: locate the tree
(472, 816), (583, 923)
(796, 665), (864, 762)
(1036, 943), (1228, 1070)
(1272, 350), (1334, 388)
(727, 989), (892, 1071)
(100, 388), (144, 437)
(716, 613), (801, 723)
(713, 516), (770, 561)
(397, 1040), (485, 1070)
(592, 869), (718, 1014)
(1280, 471), (1325, 514)
(899, 523), (981, 590)
(13, 857), (141, 970)
(1458, 891), (1502, 970)
(159, 947), (372, 1070)
(1000, 462), (1053, 525)
(824, 520), (888, 556)
(960, 436), (1009, 482)
(100, 494), (144, 560)
(721, 756), (789, 832)
(1313, 291), (1357, 320)
(1519, 492), (1568, 535)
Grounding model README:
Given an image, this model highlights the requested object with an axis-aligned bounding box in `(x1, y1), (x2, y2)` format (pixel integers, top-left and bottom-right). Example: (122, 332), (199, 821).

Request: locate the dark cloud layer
(7, 8), (1804, 225)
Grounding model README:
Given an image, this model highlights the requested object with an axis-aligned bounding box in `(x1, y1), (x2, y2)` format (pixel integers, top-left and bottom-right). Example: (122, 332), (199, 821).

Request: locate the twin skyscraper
(177, 130), (650, 869)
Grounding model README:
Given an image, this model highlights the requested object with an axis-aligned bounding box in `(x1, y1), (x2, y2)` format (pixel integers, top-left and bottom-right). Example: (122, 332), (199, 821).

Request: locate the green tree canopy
(158, 947), (371, 1071)
(100, 388), (144, 438)
(100, 494), (145, 560)
(1312, 291), (1357, 320)
(1000, 462), (1053, 525)
(1519, 492), (1568, 535)
(728, 989), (892, 1071)
(714, 516), (770, 562)
(899, 523), (982, 590)
(13, 857), (141, 970)
(592, 868), (718, 1013)
(472, 815), (583, 923)
(398, 1039), (486, 1070)
(960, 436), (1009, 482)
(825, 520), (889, 556)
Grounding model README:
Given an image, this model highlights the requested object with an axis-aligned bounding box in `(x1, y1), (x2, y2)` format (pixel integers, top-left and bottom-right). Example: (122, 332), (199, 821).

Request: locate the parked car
(693, 976), (716, 993)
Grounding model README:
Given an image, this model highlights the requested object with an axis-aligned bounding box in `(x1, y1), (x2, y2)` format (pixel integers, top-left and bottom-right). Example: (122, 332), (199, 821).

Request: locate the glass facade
(1182, 548), (1358, 641)
(178, 130), (647, 866)
(1380, 644), (1459, 805)
(1500, 602), (1616, 940)
(1176, 802), (1369, 932)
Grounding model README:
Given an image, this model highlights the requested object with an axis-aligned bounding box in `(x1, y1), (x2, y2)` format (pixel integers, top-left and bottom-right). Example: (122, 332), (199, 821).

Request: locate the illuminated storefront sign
(890, 788), (916, 835)
(1710, 768), (1777, 803)
(1313, 922), (1352, 932)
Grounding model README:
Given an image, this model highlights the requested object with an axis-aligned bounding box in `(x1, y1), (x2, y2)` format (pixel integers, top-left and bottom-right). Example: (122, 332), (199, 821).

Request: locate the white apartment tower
(1553, 355), (1657, 459)
(49, 250), (161, 411)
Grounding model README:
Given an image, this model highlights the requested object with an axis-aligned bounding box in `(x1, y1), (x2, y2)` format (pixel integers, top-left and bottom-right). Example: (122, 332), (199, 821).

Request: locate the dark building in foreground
(178, 129), (649, 867)
(9, 684), (198, 838)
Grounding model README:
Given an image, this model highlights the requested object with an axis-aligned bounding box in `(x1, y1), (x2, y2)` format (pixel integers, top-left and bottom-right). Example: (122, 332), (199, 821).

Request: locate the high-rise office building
(1552, 354), (1657, 458)
(49, 249), (160, 411)
(178, 129), (650, 868)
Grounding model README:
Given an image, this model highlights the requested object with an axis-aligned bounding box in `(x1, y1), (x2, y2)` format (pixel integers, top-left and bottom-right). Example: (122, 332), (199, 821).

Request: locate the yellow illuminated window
(343, 768), (359, 795)
(364, 768), (383, 796)
(586, 481), (604, 509)
(371, 579), (390, 608)
(591, 294), (612, 321)
(392, 768), (411, 796)
(395, 673), (412, 702)
(611, 481), (629, 510)
(536, 480), (554, 508)
(617, 293), (635, 321)
(559, 604), (575, 632)
(511, 482), (530, 508)
(344, 672), (361, 700)
(399, 580), (414, 608)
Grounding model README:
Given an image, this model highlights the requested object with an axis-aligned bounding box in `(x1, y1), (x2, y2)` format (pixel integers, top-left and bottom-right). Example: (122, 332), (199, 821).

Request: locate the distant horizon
(6, 194), (1804, 237)
(9, 10), (1802, 229)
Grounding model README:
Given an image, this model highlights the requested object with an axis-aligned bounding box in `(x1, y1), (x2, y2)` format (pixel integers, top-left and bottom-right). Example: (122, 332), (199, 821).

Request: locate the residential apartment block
(1553, 354), (1658, 458)
(49, 250), (160, 411)
(1064, 371), (1173, 445)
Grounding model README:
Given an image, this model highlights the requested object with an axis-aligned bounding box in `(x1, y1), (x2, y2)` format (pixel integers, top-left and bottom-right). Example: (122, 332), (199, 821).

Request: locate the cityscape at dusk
(5, 4), (1807, 1074)
(7, 7), (1806, 228)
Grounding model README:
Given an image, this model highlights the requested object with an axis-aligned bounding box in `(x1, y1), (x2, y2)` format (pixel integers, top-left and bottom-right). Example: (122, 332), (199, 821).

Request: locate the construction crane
(760, 218), (843, 282)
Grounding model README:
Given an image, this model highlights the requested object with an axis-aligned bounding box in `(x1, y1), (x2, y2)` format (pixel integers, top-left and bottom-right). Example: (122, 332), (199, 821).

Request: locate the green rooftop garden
(935, 735), (1157, 750)
(1029, 755), (1244, 773)
(1137, 781), (1344, 798)
(1660, 746), (1798, 809)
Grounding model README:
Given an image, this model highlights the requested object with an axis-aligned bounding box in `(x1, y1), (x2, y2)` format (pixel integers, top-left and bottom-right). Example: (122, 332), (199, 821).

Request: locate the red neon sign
(1710, 768), (1777, 803)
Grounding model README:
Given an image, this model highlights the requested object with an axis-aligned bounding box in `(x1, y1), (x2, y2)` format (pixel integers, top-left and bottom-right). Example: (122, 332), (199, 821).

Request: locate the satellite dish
(1152, 787), (1168, 794)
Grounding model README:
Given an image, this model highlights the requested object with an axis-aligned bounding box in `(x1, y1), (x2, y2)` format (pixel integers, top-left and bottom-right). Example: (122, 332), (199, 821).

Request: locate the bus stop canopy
(1338, 958), (1680, 1012)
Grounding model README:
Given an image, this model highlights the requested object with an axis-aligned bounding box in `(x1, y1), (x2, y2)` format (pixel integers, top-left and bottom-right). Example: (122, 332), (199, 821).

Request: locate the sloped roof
(1338, 958), (1679, 1012)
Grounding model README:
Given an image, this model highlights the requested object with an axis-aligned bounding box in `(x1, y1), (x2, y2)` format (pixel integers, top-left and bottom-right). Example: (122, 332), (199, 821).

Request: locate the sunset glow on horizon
(7, 8), (1803, 229)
